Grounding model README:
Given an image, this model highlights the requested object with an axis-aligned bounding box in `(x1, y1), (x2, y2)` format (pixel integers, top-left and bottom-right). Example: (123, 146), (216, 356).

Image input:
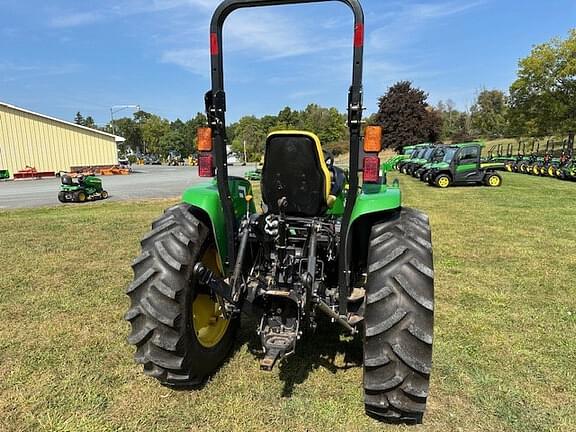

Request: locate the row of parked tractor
(499, 138), (576, 180)
(383, 141), (504, 188)
(383, 135), (576, 188)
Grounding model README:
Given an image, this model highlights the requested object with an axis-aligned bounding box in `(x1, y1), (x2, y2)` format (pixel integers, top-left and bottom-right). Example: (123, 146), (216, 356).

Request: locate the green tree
(230, 116), (267, 162)
(470, 89), (509, 138)
(111, 117), (143, 154)
(159, 130), (187, 157)
(509, 29), (576, 135)
(299, 104), (347, 145)
(83, 116), (96, 129)
(74, 112), (85, 125)
(375, 81), (443, 150)
(141, 114), (171, 156)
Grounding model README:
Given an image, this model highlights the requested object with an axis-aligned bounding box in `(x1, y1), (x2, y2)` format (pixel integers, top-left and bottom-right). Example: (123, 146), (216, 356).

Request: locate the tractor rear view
(125, 0), (435, 425)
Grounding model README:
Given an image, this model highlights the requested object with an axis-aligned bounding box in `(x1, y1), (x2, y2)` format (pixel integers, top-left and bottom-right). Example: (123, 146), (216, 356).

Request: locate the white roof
(0, 101), (125, 142)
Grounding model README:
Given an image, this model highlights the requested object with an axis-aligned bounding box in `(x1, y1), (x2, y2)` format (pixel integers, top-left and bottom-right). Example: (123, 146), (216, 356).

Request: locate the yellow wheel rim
(192, 248), (230, 348)
(506, 165), (512, 172)
(533, 166), (539, 175)
(78, 192), (86, 201)
(192, 294), (229, 348)
(438, 177), (450, 188)
(548, 167), (555, 176)
(488, 175), (500, 186)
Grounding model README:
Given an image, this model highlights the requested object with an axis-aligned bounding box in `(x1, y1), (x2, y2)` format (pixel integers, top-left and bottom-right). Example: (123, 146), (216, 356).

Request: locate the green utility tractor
(402, 144), (437, 176)
(58, 174), (108, 203)
(413, 146), (447, 181)
(125, 0), (435, 425)
(396, 143), (429, 174)
(381, 145), (415, 173)
(424, 142), (503, 188)
(0, 169), (9, 180)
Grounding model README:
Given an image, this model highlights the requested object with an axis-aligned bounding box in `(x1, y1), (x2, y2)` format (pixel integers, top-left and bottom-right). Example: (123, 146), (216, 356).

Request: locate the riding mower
(125, 0), (434, 425)
(58, 174), (109, 203)
(424, 142), (503, 188)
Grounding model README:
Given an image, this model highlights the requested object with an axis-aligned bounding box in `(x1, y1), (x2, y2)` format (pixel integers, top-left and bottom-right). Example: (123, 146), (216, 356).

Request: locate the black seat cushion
(261, 134), (328, 217)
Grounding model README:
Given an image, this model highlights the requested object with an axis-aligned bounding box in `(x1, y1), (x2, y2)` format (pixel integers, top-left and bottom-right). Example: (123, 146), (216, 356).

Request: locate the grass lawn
(0, 172), (575, 431)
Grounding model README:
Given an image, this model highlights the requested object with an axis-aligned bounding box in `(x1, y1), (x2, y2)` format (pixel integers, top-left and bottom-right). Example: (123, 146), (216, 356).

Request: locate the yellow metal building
(0, 101), (122, 178)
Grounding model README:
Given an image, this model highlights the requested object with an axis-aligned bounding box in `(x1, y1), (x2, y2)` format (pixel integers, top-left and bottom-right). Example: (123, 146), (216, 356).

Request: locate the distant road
(0, 165), (250, 209)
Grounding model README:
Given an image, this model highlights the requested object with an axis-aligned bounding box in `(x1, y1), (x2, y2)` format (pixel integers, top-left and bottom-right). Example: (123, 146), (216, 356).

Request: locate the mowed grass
(0, 173), (575, 432)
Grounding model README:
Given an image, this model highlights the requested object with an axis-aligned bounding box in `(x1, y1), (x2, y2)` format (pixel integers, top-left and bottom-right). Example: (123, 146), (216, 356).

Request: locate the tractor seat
(261, 131), (331, 217)
(61, 175), (75, 186)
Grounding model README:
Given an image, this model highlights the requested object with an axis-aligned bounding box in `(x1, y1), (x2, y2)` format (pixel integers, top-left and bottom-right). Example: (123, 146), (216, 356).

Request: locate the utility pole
(110, 104), (140, 135)
(243, 140), (247, 165)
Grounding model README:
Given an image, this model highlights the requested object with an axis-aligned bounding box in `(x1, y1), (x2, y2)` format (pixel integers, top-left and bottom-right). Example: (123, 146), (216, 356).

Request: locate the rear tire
(484, 172), (502, 187)
(125, 204), (238, 387)
(363, 208), (434, 424)
(434, 174), (451, 188)
(58, 192), (67, 203)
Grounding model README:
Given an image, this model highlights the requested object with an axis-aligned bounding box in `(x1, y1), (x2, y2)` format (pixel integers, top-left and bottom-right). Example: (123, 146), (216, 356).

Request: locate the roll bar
(205, 0), (365, 314)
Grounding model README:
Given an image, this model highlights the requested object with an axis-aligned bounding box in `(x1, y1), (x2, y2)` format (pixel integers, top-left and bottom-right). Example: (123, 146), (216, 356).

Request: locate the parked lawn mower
(58, 174), (108, 203)
(125, 0), (435, 425)
(424, 142), (503, 188)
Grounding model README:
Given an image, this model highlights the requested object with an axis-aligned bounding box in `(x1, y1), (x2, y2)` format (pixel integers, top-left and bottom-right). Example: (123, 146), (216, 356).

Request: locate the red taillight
(363, 156), (380, 183)
(198, 153), (215, 177)
(210, 32), (219, 55)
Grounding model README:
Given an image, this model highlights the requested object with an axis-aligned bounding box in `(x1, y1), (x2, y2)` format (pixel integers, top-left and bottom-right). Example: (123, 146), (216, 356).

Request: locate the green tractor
(57, 174), (109, 203)
(396, 143), (429, 174)
(401, 144), (437, 176)
(413, 146), (448, 181)
(381, 145), (415, 173)
(424, 142), (503, 188)
(125, 0), (434, 425)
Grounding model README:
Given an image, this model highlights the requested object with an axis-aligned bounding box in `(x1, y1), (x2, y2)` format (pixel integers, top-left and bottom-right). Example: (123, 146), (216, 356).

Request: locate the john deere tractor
(58, 174), (108, 203)
(396, 143), (429, 174)
(424, 142), (503, 188)
(125, 0), (435, 425)
(381, 145), (415, 173)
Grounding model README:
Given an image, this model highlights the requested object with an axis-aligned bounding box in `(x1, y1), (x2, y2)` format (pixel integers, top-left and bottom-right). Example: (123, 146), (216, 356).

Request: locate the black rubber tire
(57, 191), (67, 203)
(125, 204), (238, 387)
(101, 190), (109, 199)
(75, 191), (87, 202)
(434, 174), (451, 188)
(363, 208), (434, 424)
(484, 172), (502, 187)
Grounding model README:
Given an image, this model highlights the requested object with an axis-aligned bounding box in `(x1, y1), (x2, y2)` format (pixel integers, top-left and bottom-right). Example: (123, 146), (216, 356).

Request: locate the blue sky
(1, 0), (575, 125)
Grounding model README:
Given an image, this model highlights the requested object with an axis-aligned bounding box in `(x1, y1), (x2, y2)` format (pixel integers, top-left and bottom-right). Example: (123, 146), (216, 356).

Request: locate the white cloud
(161, 49), (209, 76)
(369, 1), (485, 50)
(49, 12), (101, 28)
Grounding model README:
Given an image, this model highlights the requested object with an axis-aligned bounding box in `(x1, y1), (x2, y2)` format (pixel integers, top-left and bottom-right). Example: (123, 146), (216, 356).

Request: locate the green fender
(346, 182), (402, 270)
(181, 177), (255, 272)
(350, 183), (402, 225)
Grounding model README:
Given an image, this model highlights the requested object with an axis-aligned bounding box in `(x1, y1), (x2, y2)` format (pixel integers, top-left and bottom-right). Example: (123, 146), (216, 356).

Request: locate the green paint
(181, 178), (255, 269)
(350, 183), (401, 225)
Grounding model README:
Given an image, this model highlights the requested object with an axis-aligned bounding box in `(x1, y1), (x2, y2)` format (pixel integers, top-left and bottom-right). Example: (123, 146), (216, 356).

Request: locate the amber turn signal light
(364, 126), (382, 153)
(197, 127), (213, 152)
